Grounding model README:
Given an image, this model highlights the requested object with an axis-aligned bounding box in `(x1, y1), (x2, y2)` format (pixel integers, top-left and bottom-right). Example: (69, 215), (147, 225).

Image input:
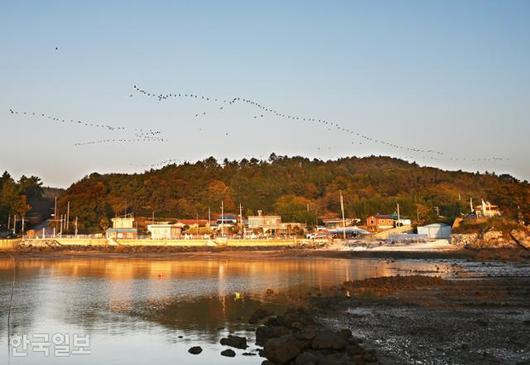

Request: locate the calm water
(0, 256), (523, 364)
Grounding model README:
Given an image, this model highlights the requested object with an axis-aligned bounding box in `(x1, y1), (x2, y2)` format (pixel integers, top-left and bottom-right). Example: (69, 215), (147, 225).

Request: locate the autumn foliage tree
(53, 155), (529, 233)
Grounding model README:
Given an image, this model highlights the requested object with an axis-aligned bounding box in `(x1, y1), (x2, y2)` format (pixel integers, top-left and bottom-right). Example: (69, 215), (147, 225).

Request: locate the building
(475, 200), (501, 218)
(322, 218), (361, 229)
(247, 210), (282, 233)
(106, 216), (138, 239)
(417, 223), (452, 239)
(176, 219), (210, 228)
(328, 226), (370, 238)
(366, 214), (394, 232)
(277, 222), (307, 236)
(147, 222), (183, 240)
(216, 214), (238, 226)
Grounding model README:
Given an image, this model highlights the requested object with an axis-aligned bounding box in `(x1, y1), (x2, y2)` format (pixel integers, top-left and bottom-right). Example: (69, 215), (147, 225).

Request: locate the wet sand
(1, 244), (529, 263)
(309, 276), (530, 364)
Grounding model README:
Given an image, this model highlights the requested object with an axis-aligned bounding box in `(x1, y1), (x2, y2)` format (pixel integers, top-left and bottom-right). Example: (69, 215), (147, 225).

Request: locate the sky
(1, 0), (529, 187)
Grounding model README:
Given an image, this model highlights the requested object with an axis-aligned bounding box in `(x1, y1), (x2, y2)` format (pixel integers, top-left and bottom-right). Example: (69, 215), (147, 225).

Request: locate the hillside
(0, 173), (62, 230)
(53, 155), (530, 233)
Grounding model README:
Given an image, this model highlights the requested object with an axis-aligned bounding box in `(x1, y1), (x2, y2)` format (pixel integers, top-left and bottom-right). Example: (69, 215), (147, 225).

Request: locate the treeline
(0, 172), (46, 230)
(54, 155), (530, 233)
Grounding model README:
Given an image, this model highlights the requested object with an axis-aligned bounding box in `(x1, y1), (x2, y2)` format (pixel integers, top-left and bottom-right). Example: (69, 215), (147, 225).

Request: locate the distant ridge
(56, 155), (529, 233)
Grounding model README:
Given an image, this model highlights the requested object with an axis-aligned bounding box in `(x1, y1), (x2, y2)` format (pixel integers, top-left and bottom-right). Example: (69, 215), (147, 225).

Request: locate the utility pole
(340, 191), (346, 240)
(66, 201), (70, 234)
(7, 215), (10, 232)
(152, 211), (155, 224)
(54, 196), (58, 232)
(196, 212), (199, 238)
(239, 202), (244, 237)
(59, 214), (63, 236)
(75, 216), (78, 237)
(396, 203), (401, 226)
(469, 197), (474, 214)
(221, 200), (224, 237)
(12, 215), (17, 234)
(208, 207), (211, 227)
(21, 216), (25, 234)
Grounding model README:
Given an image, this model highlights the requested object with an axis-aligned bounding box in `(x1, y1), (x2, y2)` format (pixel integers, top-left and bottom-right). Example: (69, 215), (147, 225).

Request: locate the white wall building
(147, 222), (183, 240)
(417, 223), (452, 239)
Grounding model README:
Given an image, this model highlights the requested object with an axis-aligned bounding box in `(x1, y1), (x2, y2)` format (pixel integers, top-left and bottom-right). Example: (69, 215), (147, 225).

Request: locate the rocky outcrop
(188, 346), (202, 354)
(220, 348), (236, 357)
(452, 230), (524, 249)
(510, 229), (530, 250)
(220, 334), (248, 349)
(451, 233), (479, 247)
(248, 308), (272, 324)
(257, 308), (377, 365)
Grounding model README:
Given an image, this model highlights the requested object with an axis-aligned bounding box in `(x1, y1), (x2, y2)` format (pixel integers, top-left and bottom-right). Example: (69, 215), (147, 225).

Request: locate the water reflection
(0, 257), (458, 364)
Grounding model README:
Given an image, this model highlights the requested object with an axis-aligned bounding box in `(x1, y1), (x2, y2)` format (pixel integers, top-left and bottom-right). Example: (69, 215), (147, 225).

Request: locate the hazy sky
(1, 0), (529, 187)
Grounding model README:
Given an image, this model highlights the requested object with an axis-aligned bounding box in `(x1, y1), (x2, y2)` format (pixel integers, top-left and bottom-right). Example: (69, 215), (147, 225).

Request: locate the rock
(221, 349), (236, 357)
(511, 229), (530, 249)
(311, 331), (348, 351)
(249, 308), (272, 324)
(319, 353), (354, 365)
(295, 351), (321, 365)
(295, 325), (317, 342)
(220, 334), (248, 349)
(256, 325), (291, 346)
(280, 308), (315, 329)
(188, 346), (202, 355)
(263, 335), (303, 364)
(337, 329), (352, 340)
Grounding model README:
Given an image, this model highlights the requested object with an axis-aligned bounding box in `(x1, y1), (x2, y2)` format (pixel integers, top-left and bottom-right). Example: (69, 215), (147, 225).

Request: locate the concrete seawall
(3, 238), (300, 249)
(0, 239), (19, 251)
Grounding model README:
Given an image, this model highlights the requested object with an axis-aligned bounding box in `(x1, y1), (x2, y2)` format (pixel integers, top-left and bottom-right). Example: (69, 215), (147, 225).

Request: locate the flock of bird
(8, 108), (165, 147)
(75, 137), (166, 147)
(132, 85), (508, 163)
(7, 84), (508, 165)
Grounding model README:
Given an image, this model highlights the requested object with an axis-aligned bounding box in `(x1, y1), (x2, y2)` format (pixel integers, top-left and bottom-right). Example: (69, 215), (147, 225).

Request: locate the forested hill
(57, 155), (530, 233)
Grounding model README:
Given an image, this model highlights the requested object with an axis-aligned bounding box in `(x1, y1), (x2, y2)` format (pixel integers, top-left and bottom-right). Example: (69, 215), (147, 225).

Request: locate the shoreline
(1, 244), (529, 262)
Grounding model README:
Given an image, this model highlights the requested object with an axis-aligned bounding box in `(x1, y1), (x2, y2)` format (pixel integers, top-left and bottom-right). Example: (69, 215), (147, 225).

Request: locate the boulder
(295, 351), (321, 365)
(263, 335), (303, 364)
(318, 353), (354, 365)
(188, 346), (202, 355)
(220, 334), (248, 349)
(249, 308), (273, 324)
(256, 325), (291, 346)
(311, 331), (348, 351)
(220, 349), (236, 357)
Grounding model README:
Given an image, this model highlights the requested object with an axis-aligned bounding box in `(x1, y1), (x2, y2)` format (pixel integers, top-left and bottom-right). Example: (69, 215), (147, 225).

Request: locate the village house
(475, 200), (501, 218)
(322, 218), (361, 229)
(366, 214), (395, 232)
(277, 222), (307, 236)
(147, 222), (183, 240)
(105, 216), (138, 239)
(176, 219), (210, 228)
(247, 210), (282, 233)
(216, 214), (238, 226)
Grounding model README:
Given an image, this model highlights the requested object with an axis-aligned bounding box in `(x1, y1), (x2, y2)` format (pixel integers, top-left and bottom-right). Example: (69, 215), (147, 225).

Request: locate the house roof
(106, 228), (138, 232)
(419, 223), (450, 228)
